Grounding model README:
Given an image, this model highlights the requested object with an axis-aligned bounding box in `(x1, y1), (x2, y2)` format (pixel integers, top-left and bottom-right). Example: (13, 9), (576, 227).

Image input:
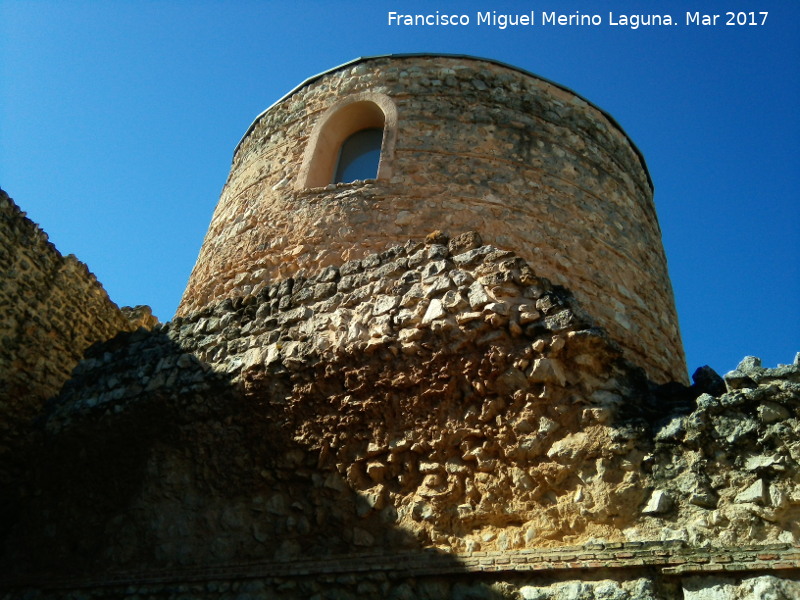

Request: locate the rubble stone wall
(5, 233), (798, 600)
(177, 55), (686, 385)
(0, 190), (143, 452)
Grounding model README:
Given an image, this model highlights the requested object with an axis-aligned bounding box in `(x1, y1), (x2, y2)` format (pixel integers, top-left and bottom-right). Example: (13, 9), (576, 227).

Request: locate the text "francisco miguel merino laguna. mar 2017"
(387, 10), (769, 29)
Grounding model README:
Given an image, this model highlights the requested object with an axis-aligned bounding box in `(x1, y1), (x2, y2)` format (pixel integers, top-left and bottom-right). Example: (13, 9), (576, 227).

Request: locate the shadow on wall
(0, 327), (507, 598)
(5, 232), (792, 598)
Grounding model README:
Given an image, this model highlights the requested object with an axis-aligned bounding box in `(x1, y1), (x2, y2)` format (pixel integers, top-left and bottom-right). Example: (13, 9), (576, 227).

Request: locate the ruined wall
(0, 190), (141, 414)
(0, 189), (156, 488)
(4, 232), (798, 598)
(177, 55), (686, 385)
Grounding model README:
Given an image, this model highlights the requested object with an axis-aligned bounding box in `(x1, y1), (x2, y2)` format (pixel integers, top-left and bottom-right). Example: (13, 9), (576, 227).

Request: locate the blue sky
(1, 1), (797, 378)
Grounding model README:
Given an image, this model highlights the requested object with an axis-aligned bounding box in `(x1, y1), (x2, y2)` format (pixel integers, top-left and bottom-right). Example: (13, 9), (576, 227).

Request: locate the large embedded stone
(735, 479), (767, 504)
(642, 489), (673, 515)
(527, 358), (566, 385)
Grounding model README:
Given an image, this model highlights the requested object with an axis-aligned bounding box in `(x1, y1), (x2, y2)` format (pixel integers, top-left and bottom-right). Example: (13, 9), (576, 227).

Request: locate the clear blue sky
(1, 1), (798, 378)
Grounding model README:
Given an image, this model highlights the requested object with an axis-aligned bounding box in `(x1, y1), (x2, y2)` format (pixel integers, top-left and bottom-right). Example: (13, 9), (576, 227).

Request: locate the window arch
(298, 93), (398, 189)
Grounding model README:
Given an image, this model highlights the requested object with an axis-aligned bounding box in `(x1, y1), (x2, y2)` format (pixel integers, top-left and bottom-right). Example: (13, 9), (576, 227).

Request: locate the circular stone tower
(178, 54), (686, 384)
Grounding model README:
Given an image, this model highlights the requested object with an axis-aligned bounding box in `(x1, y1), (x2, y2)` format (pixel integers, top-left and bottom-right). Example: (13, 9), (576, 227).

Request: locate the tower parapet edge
(178, 54), (686, 384)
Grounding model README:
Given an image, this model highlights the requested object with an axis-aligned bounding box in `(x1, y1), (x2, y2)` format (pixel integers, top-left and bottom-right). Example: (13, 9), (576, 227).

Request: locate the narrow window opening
(298, 93), (397, 190)
(333, 128), (383, 184)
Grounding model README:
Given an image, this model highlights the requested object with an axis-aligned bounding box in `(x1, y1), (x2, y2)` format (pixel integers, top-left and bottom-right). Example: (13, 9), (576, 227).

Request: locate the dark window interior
(333, 128), (383, 184)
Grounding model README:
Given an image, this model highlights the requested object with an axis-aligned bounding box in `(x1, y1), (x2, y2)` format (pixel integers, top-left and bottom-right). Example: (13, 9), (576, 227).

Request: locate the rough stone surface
(176, 55), (685, 385)
(0, 189), (156, 493)
(683, 575), (800, 600)
(2, 231), (798, 598)
(642, 489), (673, 515)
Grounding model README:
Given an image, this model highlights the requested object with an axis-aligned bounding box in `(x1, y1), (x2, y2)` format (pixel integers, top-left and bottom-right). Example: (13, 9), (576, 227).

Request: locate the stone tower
(3, 56), (799, 599)
(178, 54), (685, 384)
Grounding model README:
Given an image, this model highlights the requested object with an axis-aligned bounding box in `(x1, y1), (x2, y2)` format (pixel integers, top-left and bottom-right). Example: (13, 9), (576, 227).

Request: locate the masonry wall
(0, 189), (148, 453)
(177, 55), (686, 384)
(6, 233), (798, 595)
(5, 564), (800, 600)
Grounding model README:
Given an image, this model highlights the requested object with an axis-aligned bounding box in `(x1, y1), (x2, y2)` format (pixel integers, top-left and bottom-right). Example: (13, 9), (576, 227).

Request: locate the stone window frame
(297, 92), (398, 189)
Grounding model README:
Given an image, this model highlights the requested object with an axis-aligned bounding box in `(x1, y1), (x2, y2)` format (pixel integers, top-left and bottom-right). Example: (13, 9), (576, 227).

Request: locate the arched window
(333, 128), (383, 183)
(298, 93), (398, 189)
